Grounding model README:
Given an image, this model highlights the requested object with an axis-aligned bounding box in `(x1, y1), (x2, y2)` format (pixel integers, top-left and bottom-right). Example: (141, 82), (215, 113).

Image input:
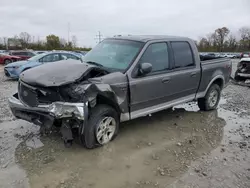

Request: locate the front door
(128, 42), (173, 119)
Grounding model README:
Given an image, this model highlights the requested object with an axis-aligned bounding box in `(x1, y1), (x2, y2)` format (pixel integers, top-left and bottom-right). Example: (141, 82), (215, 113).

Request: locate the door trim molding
(130, 94), (195, 120)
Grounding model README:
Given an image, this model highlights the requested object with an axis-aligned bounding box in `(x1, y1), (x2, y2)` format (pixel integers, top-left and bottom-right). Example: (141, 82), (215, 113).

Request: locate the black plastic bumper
(8, 93), (55, 126)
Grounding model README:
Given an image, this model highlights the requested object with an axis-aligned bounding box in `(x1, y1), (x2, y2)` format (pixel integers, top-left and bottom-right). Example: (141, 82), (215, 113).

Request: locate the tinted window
(139, 42), (169, 72)
(171, 42), (194, 68)
(11, 52), (21, 55)
(41, 54), (60, 63)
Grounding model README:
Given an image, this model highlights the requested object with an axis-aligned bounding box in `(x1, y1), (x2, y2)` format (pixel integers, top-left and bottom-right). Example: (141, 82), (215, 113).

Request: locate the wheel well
(213, 78), (224, 89)
(95, 95), (121, 114)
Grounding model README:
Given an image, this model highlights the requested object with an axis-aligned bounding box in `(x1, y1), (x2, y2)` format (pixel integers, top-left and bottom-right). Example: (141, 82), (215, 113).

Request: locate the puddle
(15, 107), (226, 188)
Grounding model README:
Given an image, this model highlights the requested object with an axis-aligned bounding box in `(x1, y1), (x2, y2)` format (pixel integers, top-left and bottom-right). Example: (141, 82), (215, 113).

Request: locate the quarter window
(139, 42), (169, 72)
(171, 42), (194, 68)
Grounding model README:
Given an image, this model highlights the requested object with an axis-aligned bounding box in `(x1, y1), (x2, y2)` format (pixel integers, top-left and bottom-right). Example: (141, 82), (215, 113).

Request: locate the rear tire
(80, 104), (119, 149)
(198, 84), (221, 111)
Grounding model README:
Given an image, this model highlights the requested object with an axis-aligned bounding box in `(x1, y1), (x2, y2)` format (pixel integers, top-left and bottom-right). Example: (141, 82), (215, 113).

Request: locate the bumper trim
(238, 73), (250, 78)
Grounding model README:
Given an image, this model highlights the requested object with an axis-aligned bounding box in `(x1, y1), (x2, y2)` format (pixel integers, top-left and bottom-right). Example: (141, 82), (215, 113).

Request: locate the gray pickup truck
(8, 35), (232, 148)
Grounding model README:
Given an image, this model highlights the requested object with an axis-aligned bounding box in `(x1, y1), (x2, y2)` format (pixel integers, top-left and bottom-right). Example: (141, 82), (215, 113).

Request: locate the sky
(0, 0), (250, 47)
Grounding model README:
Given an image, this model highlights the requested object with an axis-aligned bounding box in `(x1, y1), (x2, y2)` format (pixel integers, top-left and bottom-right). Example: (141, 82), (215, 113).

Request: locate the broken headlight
(48, 102), (85, 119)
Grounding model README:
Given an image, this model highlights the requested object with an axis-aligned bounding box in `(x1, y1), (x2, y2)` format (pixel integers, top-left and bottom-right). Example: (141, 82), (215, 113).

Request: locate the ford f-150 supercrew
(8, 35), (232, 148)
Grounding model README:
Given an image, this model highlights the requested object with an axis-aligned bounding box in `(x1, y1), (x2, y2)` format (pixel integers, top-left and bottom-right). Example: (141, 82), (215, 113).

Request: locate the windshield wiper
(85, 61), (103, 67)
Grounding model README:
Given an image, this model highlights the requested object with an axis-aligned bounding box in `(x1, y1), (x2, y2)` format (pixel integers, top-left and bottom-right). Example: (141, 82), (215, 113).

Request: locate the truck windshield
(83, 39), (144, 71)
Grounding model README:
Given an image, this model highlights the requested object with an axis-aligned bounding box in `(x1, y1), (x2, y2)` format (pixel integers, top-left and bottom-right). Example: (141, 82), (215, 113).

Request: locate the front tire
(198, 84), (221, 111)
(4, 59), (12, 65)
(81, 105), (119, 149)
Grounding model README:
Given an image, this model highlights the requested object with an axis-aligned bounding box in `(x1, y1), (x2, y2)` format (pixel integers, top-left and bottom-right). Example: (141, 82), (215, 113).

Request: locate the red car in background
(0, 53), (21, 65)
(9, 51), (36, 60)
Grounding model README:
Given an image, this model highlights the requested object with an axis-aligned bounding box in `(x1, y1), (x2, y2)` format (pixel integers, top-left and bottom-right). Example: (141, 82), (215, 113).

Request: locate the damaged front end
(234, 59), (250, 86)
(8, 60), (128, 147)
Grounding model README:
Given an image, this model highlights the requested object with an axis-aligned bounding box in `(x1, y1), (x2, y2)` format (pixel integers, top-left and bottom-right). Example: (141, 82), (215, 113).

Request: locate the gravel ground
(0, 60), (249, 188)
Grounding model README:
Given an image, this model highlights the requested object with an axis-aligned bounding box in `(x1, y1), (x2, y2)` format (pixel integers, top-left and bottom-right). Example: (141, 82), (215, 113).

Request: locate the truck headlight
(48, 102), (85, 119)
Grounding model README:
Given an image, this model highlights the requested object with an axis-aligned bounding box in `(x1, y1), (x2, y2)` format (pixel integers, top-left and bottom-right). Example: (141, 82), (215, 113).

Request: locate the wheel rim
(96, 116), (116, 145)
(208, 89), (219, 108)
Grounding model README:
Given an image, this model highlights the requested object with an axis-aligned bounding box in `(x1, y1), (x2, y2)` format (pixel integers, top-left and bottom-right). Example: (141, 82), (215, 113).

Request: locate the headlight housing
(48, 102), (85, 119)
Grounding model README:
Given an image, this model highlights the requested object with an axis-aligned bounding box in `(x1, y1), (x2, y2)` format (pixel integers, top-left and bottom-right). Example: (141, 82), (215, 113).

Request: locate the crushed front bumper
(8, 93), (85, 126)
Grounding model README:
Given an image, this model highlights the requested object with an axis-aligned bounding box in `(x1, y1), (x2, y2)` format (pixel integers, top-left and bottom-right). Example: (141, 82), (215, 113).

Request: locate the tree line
(197, 26), (250, 52)
(0, 32), (91, 51)
(1, 26), (250, 52)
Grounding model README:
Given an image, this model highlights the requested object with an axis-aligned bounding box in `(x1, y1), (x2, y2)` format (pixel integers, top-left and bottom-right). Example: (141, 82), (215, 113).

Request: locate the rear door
(167, 41), (200, 100)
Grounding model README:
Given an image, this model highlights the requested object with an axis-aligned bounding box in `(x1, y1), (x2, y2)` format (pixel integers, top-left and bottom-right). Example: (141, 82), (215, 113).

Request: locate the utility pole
(95, 31), (103, 43)
(67, 22), (71, 44)
(3, 37), (8, 50)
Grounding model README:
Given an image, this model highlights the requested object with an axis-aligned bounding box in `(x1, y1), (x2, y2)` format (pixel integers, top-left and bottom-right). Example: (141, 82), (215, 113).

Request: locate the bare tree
(214, 27), (230, 52)
(71, 35), (77, 48)
(227, 35), (237, 51)
(239, 27), (250, 50)
(19, 32), (31, 48)
(239, 27), (250, 40)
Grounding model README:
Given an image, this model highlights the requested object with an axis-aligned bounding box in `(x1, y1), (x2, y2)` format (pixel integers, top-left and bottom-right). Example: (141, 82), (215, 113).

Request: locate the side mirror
(139, 63), (152, 76)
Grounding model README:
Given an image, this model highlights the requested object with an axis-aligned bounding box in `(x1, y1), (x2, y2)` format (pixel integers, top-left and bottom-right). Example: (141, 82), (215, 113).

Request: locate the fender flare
(204, 75), (225, 95)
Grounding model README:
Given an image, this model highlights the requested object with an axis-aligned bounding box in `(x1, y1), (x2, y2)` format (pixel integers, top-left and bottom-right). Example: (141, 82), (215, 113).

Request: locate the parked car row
(200, 52), (242, 59)
(4, 51), (84, 79)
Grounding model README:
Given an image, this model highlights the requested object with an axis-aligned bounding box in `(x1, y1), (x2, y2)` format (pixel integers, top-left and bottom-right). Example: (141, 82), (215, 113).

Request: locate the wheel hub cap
(96, 117), (116, 145)
(208, 90), (218, 107)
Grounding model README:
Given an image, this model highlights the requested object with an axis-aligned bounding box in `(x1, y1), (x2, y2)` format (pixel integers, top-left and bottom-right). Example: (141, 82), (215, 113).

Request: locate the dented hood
(19, 60), (96, 87)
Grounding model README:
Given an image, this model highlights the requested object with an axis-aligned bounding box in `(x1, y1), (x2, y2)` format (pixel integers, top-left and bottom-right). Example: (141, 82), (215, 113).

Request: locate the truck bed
(197, 57), (232, 97)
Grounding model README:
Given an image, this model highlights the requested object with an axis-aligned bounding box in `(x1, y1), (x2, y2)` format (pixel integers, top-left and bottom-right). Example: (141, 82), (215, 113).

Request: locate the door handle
(162, 77), (171, 83)
(190, 73), (197, 77)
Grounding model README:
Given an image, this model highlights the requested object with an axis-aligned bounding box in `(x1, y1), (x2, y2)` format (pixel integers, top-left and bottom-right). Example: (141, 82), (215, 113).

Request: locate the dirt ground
(0, 60), (249, 188)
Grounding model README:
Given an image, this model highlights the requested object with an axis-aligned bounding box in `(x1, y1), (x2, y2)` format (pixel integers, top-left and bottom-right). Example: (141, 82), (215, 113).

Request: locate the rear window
(171, 41), (194, 68)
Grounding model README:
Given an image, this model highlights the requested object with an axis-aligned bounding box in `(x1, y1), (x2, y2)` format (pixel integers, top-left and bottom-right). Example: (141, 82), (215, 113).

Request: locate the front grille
(18, 81), (39, 107)
(4, 69), (10, 77)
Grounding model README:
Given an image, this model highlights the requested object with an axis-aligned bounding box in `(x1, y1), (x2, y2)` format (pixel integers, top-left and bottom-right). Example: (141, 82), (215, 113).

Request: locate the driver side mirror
(138, 63), (152, 76)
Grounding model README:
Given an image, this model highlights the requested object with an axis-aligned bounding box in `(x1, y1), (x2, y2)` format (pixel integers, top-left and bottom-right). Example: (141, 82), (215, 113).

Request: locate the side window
(139, 42), (169, 72)
(62, 53), (79, 60)
(40, 54), (60, 63)
(12, 52), (20, 56)
(27, 52), (35, 57)
(171, 42), (194, 68)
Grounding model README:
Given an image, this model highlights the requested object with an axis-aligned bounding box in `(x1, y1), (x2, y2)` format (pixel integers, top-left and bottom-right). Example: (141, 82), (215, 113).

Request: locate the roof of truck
(108, 35), (192, 42)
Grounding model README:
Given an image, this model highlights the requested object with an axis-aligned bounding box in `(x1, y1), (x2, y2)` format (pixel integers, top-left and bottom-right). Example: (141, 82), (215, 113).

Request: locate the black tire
(81, 104), (119, 149)
(234, 70), (245, 81)
(198, 84), (221, 111)
(4, 59), (12, 65)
